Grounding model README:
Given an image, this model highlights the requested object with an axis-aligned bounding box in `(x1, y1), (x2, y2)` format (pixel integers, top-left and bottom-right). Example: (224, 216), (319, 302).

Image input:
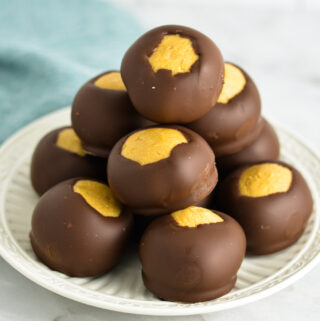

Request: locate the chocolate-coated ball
(31, 127), (107, 196)
(139, 207), (246, 302)
(108, 126), (218, 216)
(217, 161), (313, 254)
(71, 71), (151, 157)
(30, 178), (133, 277)
(186, 62), (262, 157)
(121, 25), (224, 123)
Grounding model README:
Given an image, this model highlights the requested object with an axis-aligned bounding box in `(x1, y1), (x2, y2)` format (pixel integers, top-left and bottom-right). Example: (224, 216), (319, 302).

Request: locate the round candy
(217, 161), (313, 255)
(121, 25), (224, 123)
(71, 71), (151, 157)
(31, 127), (106, 196)
(139, 206), (246, 302)
(186, 62), (262, 157)
(30, 178), (133, 277)
(107, 126), (218, 216)
(216, 118), (280, 174)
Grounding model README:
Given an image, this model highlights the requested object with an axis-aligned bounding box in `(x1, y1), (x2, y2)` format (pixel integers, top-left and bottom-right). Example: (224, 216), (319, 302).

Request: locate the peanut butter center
(239, 163), (293, 198)
(56, 128), (86, 157)
(121, 128), (188, 166)
(171, 206), (223, 228)
(217, 63), (246, 104)
(147, 34), (199, 76)
(73, 180), (122, 217)
(94, 72), (126, 91)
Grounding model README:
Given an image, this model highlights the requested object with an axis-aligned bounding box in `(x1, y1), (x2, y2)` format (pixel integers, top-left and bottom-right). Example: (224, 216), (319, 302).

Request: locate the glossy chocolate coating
(31, 127), (107, 196)
(186, 64), (262, 157)
(216, 118), (280, 174)
(71, 71), (152, 157)
(133, 193), (213, 241)
(30, 178), (133, 277)
(217, 161), (313, 255)
(107, 125), (218, 216)
(121, 25), (224, 124)
(139, 211), (246, 302)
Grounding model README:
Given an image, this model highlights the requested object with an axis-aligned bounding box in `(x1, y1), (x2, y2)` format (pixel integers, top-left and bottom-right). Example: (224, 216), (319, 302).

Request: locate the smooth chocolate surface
(107, 125), (218, 216)
(30, 178), (133, 277)
(217, 161), (313, 255)
(31, 127), (107, 196)
(121, 25), (224, 123)
(71, 71), (152, 158)
(139, 211), (246, 302)
(186, 63), (262, 157)
(216, 118), (280, 174)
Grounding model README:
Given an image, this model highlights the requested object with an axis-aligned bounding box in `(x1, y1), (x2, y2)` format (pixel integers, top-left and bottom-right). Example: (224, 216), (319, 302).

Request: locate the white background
(1, 0), (320, 320)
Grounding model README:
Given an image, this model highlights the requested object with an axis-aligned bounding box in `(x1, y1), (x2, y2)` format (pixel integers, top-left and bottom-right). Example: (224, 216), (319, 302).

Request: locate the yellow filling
(239, 163), (293, 198)
(171, 206), (224, 228)
(147, 34), (199, 76)
(94, 72), (126, 91)
(121, 128), (188, 166)
(217, 63), (246, 104)
(73, 180), (122, 217)
(56, 128), (86, 157)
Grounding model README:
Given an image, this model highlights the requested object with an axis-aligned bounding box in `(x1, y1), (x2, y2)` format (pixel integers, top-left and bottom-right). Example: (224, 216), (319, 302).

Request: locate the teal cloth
(0, 0), (143, 142)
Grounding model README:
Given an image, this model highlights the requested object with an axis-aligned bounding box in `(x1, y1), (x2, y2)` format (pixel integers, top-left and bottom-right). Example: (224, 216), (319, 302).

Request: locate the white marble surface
(1, 0), (320, 320)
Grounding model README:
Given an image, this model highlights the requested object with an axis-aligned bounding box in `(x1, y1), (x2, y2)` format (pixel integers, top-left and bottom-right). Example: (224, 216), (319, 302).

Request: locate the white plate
(0, 107), (320, 316)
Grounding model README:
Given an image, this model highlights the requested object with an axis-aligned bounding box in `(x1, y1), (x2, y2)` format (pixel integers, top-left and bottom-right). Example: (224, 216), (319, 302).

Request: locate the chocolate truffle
(71, 71), (151, 157)
(108, 126), (218, 216)
(186, 62), (262, 157)
(139, 207), (246, 302)
(121, 25), (224, 123)
(216, 118), (280, 174)
(217, 161), (313, 255)
(31, 127), (107, 196)
(30, 178), (133, 277)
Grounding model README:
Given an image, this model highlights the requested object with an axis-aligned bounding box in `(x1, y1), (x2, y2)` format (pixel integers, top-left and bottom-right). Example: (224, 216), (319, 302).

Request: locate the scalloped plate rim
(0, 107), (320, 316)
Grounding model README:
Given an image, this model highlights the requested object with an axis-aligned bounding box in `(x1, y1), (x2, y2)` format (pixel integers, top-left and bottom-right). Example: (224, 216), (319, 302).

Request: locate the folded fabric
(0, 0), (142, 142)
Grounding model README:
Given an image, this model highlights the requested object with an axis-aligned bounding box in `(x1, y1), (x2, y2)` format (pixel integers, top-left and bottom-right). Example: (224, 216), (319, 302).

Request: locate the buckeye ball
(30, 178), (133, 277)
(139, 206), (246, 302)
(186, 62), (262, 157)
(107, 126), (218, 216)
(121, 25), (224, 123)
(217, 161), (313, 255)
(31, 127), (107, 196)
(71, 71), (151, 157)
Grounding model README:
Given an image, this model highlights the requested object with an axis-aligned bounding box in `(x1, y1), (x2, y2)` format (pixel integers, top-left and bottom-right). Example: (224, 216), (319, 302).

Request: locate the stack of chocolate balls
(30, 25), (313, 303)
